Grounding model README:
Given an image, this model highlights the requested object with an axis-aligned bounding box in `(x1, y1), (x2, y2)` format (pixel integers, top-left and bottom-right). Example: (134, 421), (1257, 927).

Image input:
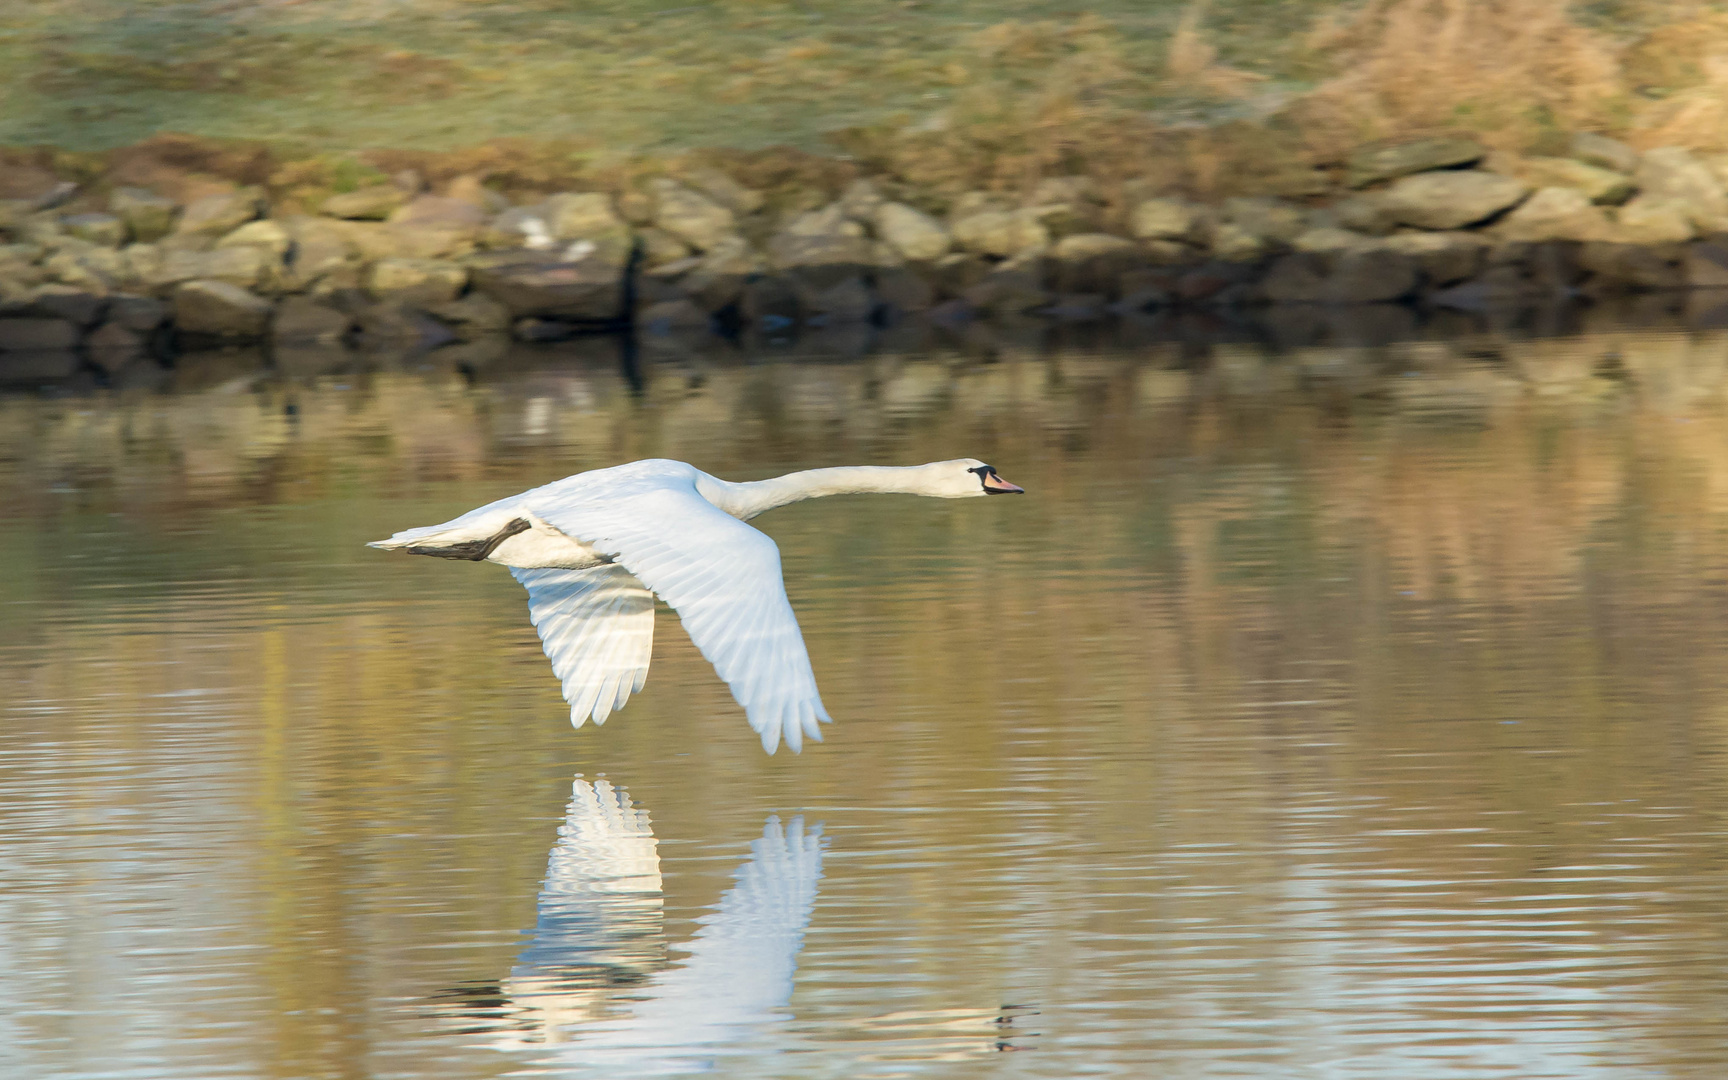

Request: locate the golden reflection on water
(4, 326), (1728, 1078)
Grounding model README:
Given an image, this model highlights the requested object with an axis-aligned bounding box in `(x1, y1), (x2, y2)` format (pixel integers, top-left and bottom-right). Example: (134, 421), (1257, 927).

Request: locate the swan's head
(927, 459), (1025, 497)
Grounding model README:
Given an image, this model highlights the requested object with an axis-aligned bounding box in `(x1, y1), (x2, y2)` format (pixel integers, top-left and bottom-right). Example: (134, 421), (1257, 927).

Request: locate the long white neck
(698, 465), (943, 521)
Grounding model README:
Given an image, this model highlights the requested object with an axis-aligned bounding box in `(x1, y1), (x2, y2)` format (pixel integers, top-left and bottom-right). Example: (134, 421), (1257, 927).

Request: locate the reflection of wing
(431, 778), (667, 1045)
(511, 566), (654, 727)
(565, 815), (826, 1071)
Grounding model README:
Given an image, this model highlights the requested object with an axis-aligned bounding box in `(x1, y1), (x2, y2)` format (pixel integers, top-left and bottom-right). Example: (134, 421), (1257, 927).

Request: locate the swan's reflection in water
(434, 778), (824, 1073)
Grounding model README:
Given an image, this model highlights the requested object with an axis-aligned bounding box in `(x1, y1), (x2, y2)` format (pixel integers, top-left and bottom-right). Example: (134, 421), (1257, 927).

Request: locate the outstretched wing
(529, 483), (830, 754)
(512, 564), (655, 726)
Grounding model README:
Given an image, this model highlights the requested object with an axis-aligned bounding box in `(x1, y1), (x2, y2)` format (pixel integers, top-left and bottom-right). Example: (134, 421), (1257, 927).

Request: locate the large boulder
(109, 188), (178, 242)
(1376, 230), (1490, 286)
(278, 216), (359, 292)
(1633, 147), (1728, 230)
(175, 188), (265, 238)
(1507, 157), (1634, 204)
(1051, 233), (1140, 295)
(386, 196), (487, 259)
(468, 250), (623, 320)
(543, 192), (633, 266)
(173, 280), (273, 338)
(1347, 138), (1486, 188)
(649, 180), (736, 251)
(1221, 197), (1307, 244)
(369, 258), (468, 306)
(1569, 132), (1638, 175)
(1615, 197), (1696, 244)
(1128, 198), (1199, 242)
(951, 209), (1048, 257)
(0, 318), (79, 351)
(1379, 171), (1530, 229)
(271, 296), (352, 345)
(873, 202), (950, 261)
(1261, 249), (1418, 303)
(216, 219), (293, 260)
(684, 168), (765, 215)
(1496, 187), (1614, 242)
(141, 246), (272, 292)
(321, 185), (409, 221)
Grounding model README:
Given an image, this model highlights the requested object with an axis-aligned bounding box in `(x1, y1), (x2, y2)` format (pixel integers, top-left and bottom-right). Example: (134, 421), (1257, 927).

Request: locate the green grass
(0, 0), (1334, 154)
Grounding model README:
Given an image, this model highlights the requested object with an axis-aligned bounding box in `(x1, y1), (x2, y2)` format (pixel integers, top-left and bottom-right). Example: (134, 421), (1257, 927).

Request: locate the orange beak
(983, 471), (1024, 494)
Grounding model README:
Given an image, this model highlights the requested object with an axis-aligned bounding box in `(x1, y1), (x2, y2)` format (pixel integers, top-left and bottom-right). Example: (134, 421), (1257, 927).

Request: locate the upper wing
(512, 564), (655, 727)
(528, 482), (830, 753)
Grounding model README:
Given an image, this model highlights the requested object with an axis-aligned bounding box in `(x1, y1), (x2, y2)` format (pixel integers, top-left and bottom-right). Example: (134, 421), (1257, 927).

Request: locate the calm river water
(4, 315), (1728, 1079)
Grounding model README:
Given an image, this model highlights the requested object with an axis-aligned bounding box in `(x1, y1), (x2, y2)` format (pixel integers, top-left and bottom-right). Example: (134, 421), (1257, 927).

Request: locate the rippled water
(5, 321), (1728, 1079)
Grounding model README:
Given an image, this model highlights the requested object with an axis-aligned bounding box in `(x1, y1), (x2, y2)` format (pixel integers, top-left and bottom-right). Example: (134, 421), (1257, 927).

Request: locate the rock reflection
(433, 777), (824, 1073)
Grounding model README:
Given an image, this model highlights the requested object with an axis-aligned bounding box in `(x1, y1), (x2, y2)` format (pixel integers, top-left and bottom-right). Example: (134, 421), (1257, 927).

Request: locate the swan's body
(369, 458), (1022, 753)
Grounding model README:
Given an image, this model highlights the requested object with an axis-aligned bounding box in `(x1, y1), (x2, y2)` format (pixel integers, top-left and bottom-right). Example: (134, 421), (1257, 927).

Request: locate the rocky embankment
(8, 132), (1728, 374)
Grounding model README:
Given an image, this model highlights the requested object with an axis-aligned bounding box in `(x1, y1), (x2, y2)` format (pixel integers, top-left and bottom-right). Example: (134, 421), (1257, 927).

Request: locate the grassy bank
(6, 0), (1728, 197)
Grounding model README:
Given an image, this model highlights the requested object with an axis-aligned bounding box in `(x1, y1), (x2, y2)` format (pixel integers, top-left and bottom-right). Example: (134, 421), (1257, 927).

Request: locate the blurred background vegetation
(9, 0), (1728, 200)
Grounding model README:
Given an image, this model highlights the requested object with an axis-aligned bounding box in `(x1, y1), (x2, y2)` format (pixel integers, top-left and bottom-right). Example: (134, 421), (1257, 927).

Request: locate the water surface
(4, 322), (1728, 1078)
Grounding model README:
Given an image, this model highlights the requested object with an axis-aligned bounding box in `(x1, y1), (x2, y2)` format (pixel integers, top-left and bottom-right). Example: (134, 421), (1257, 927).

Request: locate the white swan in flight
(431, 776), (825, 1074)
(369, 458), (1023, 752)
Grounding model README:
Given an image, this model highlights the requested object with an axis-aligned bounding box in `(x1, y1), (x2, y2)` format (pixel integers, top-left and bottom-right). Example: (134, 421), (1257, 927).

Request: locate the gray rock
(484, 207), (555, 251)
(173, 280), (274, 338)
(1510, 157), (1634, 204)
(176, 188), (265, 237)
(1633, 147), (1728, 230)
(1376, 231), (1490, 286)
(1380, 171), (1530, 229)
(110, 294), (169, 331)
(637, 227), (692, 267)
(1496, 187), (1613, 242)
(1348, 138), (1486, 188)
(766, 230), (874, 272)
(0, 350), (78, 382)
(874, 202), (951, 261)
(1685, 241), (1728, 288)
(41, 248), (121, 294)
(740, 276), (799, 326)
(1051, 233), (1140, 294)
(86, 322), (144, 371)
(217, 220), (293, 259)
(684, 168), (765, 215)
(1331, 193), (1397, 236)
(1222, 197), (1307, 243)
(951, 209), (1048, 257)
(1129, 199), (1198, 241)
(793, 274), (875, 321)
(874, 265), (935, 312)
(679, 236), (769, 311)
(960, 251), (1051, 313)
(838, 179), (886, 221)
(1569, 132), (1638, 175)
(1325, 248), (1420, 303)
(27, 286), (107, 326)
(1579, 242), (1685, 291)
(650, 180), (737, 251)
(543, 192), (633, 266)
(0, 318), (79, 351)
(386, 196), (487, 260)
(321, 185), (409, 221)
(62, 213), (127, 248)
(638, 298), (712, 332)
(1207, 222), (1268, 262)
(369, 258), (468, 306)
(271, 296), (352, 344)
(469, 250), (622, 320)
(1615, 197), (1695, 244)
(1260, 253), (1329, 303)
(143, 246), (271, 292)
(110, 188), (179, 242)
(278, 216), (358, 292)
(428, 293), (513, 335)
(1292, 227), (1370, 253)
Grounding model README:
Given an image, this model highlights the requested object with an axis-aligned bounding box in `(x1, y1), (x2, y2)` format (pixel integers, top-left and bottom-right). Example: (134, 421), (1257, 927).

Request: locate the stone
(1496, 187), (1614, 242)
(766, 230), (874, 272)
(427, 293), (512, 336)
(837, 179), (885, 221)
(873, 265), (935, 312)
(0, 350), (78, 382)
(1377, 231), (1491, 286)
(278, 216), (358, 291)
(1379, 172), (1530, 229)
(369, 258), (468, 306)
(28, 286), (108, 326)
(650, 180), (737, 251)
(1578, 242), (1685, 291)
(216, 219), (293, 259)
(1292, 227), (1370, 253)
(1615, 197), (1696, 244)
(792, 274), (875, 321)
(1326, 248), (1420, 303)
(874, 202), (951, 261)
(740, 276), (799, 326)
(685, 168), (765, 215)
(1331, 194), (1396, 236)
(62, 213), (127, 247)
(637, 227), (692, 267)
(108, 188), (179, 241)
(1222, 197), (1307, 243)
(271, 296), (352, 344)
(543, 192), (633, 265)
(1207, 222), (1267, 262)
(1633, 147), (1728, 230)
(1260, 253), (1329, 303)
(1685, 241), (1728, 288)
(110, 294), (168, 331)
(951, 209), (1048, 257)
(780, 203), (860, 238)
(1569, 132), (1638, 175)
(1051, 233), (1140, 295)
(386, 196), (487, 259)
(638, 298), (711, 332)
(321, 185), (409, 220)
(354, 304), (458, 347)
(0, 318), (79, 351)
(41, 249), (119, 294)
(1348, 138), (1486, 188)
(484, 207), (555, 251)
(173, 280), (273, 338)
(949, 191), (1009, 219)
(86, 322), (144, 370)
(1508, 157), (1634, 204)
(143, 246), (271, 292)
(175, 188), (265, 237)
(469, 250), (623, 320)
(680, 236), (768, 311)
(1129, 199), (1198, 241)
(960, 251), (1051, 313)
(445, 175), (510, 213)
